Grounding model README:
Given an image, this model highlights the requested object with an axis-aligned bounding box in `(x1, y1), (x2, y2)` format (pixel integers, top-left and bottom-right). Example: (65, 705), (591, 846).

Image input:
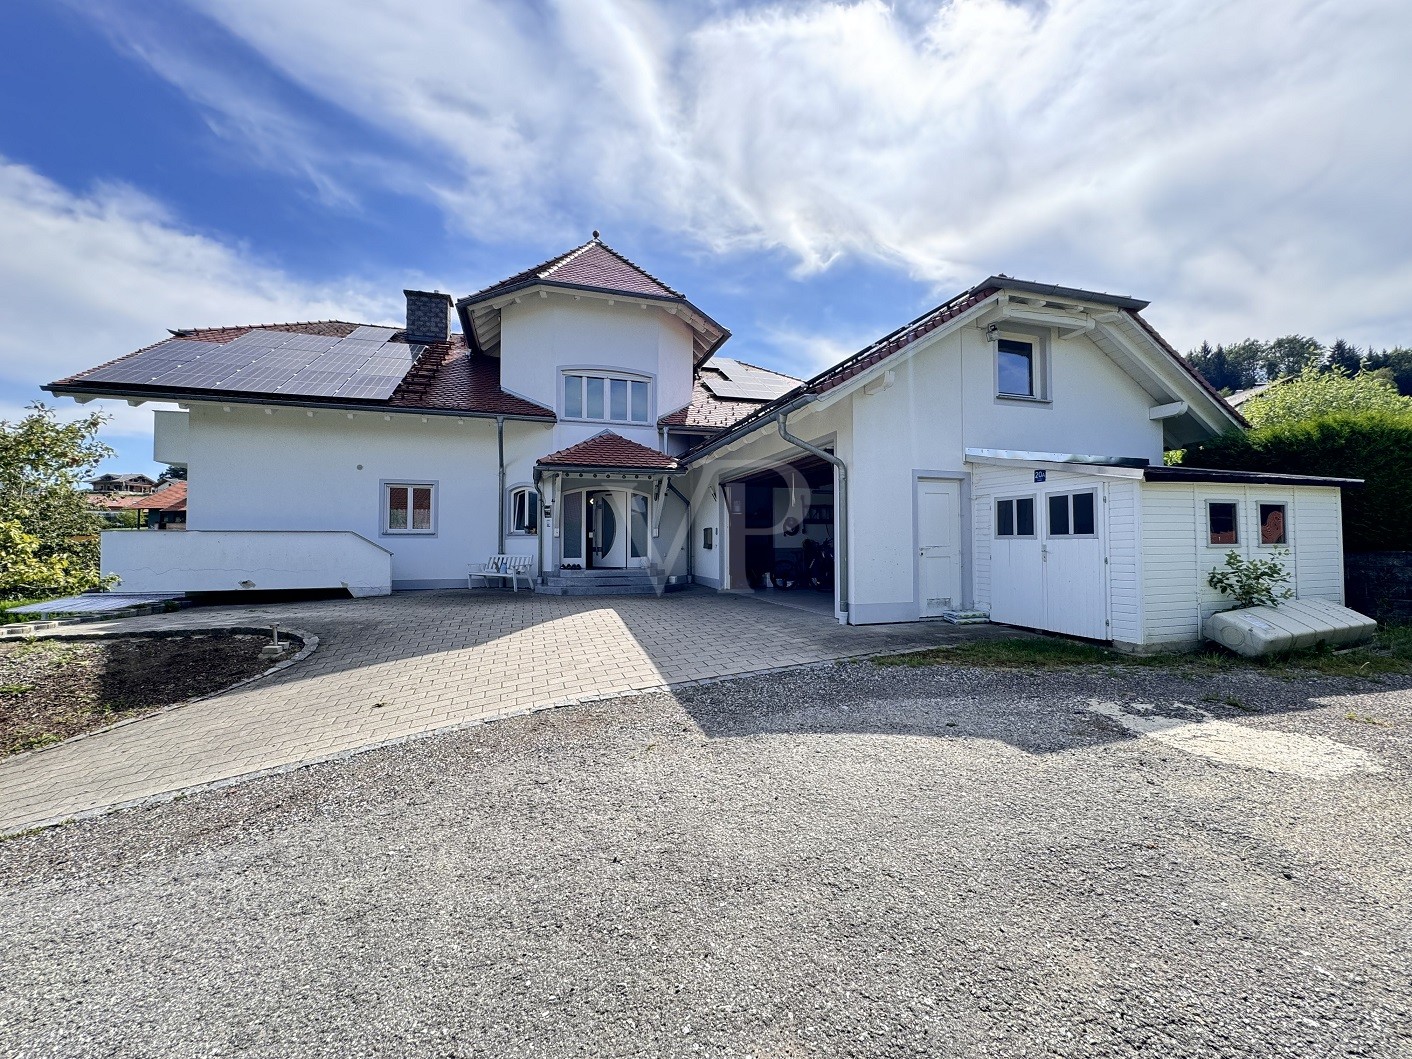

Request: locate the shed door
(917, 478), (962, 617)
(990, 494), (1045, 630)
(1041, 488), (1108, 639)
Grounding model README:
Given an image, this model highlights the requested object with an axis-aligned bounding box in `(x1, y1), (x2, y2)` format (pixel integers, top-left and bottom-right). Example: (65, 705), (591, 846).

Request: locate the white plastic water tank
(1203, 599), (1377, 657)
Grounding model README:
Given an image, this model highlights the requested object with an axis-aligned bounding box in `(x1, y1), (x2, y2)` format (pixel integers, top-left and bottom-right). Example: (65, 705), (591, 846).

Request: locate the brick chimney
(404, 289), (453, 344)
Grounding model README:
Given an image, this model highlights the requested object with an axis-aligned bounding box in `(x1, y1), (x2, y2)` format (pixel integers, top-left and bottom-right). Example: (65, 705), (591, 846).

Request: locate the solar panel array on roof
(700, 358), (797, 401)
(79, 328), (421, 402)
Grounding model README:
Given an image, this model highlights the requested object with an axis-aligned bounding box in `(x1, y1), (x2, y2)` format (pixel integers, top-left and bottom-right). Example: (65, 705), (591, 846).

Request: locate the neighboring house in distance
(88, 472), (158, 495)
(47, 237), (1358, 651)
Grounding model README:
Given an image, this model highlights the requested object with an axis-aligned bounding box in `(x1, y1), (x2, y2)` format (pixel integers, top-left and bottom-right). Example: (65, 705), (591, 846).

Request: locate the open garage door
(722, 454), (836, 615)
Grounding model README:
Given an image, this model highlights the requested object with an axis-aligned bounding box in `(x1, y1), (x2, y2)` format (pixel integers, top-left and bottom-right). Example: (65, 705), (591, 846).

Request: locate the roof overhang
(42, 383), (555, 422)
(533, 464), (684, 477)
(457, 282), (730, 367)
(1144, 466), (1363, 489)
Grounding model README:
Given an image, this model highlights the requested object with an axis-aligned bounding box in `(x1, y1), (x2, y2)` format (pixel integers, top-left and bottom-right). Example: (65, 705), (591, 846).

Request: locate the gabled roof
(537, 431), (680, 472)
(456, 236), (729, 366)
(47, 324), (554, 421)
(683, 277), (1247, 464)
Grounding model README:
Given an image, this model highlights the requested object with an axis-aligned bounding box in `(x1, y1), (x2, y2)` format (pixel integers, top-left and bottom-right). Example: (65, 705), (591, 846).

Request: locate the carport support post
(496, 416), (506, 555)
(778, 407), (848, 622)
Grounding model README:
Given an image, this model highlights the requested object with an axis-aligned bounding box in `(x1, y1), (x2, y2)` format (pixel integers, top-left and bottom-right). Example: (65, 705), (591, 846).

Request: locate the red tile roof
(468, 238), (682, 302)
(537, 431), (679, 471)
(659, 364), (802, 432)
(388, 335), (554, 418)
(107, 481), (187, 511)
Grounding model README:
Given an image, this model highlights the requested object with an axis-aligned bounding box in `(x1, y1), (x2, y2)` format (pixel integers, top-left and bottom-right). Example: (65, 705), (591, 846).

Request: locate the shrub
(1241, 366), (1412, 428)
(1181, 411), (1412, 552)
(1207, 549), (1294, 609)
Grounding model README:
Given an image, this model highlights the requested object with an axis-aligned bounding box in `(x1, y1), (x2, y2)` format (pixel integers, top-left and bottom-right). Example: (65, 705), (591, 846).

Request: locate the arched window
(509, 486), (540, 536)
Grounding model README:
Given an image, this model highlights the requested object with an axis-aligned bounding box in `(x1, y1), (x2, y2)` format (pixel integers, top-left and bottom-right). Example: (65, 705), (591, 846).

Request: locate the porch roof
(537, 431), (681, 474)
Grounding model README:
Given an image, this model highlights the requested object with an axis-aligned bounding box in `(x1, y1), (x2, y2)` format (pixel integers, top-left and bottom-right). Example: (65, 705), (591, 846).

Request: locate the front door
(586, 491), (627, 569)
(917, 478), (963, 617)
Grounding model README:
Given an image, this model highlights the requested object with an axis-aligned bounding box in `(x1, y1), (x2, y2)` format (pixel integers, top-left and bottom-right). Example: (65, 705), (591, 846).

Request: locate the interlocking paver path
(0, 589), (1000, 834)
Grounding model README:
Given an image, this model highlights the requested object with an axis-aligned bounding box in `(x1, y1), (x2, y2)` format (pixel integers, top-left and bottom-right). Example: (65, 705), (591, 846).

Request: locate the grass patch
(875, 624), (1412, 679)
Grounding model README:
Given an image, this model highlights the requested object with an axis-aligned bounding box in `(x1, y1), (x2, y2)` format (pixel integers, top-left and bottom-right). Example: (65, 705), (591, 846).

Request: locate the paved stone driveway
(0, 589), (999, 835)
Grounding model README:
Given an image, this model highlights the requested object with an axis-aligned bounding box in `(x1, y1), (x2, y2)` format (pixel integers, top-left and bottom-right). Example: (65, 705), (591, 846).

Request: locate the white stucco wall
(103, 529), (392, 596)
(499, 296), (695, 452)
(836, 324), (1164, 624)
(185, 403), (553, 588)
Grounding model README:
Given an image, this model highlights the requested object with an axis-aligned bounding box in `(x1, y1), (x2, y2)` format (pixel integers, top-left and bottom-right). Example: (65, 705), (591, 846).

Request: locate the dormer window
(563, 371), (651, 424)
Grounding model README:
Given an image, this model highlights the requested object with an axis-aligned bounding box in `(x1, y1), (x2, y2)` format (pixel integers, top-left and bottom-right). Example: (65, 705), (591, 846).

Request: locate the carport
(720, 453), (837, 614)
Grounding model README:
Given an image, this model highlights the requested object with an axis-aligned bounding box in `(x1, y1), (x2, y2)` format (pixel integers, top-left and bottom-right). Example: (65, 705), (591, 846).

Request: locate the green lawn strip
(874, 624), (1412, 678)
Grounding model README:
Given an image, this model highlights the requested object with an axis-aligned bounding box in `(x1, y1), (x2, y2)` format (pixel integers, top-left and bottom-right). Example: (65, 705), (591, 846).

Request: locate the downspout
(532, 467), (548, 585)
(778, 405), (849, 622)
(496, 415), (506, 554)
(667, 481), (693, 582)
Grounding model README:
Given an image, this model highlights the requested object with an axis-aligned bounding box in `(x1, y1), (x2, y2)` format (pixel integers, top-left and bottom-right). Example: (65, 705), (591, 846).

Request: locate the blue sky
(1, 0), (1408, 477)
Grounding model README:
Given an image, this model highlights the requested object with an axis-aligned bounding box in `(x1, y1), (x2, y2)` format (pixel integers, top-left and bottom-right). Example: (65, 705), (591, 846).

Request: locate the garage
(720, 454), (837, 611)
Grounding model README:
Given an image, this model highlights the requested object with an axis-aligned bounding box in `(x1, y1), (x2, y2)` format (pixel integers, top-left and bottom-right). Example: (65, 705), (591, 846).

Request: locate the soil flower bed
(0, 633), (289, 756)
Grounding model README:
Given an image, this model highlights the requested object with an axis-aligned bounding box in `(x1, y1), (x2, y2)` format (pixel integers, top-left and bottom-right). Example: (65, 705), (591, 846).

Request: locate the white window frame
(1046, 489), (1099, 539)
(995, 495), (1038, 539)
(509, 485), (540, 537)
(993, 331), (1051, 402)
(1257, 501), (1290, 547)
(561, 370), (653, 425)
(1206, 499), (1240, 547)
(382, 481), (437, 536)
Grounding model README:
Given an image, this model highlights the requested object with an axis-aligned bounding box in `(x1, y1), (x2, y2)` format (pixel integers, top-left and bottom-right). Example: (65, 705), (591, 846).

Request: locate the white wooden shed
(969, 454), (1359, 651)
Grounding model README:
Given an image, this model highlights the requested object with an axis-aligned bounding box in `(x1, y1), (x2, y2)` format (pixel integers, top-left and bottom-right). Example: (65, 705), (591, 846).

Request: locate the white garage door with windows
(988, 480), (1109, 640)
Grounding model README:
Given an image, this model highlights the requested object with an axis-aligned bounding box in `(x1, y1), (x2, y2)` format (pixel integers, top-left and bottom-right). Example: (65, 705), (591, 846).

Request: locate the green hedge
(1180, 411), (1412, 553)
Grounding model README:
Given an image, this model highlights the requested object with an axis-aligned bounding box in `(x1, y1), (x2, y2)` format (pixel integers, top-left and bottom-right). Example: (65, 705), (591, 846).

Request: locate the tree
(1365, 347), (1412, 397)
(1325, 339), (1362, 376)
(158, 465), (187, 483)
(1240, 366), (1412, 429)
(1262, 335), (1324, 381)
(0, 404), (115, 600)
(1220, 339), (1269, 388)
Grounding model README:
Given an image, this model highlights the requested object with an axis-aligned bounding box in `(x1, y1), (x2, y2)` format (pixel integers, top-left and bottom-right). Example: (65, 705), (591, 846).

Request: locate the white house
(48, 237), (1358, 650)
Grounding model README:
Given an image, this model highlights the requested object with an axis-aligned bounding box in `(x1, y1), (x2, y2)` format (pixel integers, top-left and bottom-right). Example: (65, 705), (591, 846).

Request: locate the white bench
(469, 554), (535, 592)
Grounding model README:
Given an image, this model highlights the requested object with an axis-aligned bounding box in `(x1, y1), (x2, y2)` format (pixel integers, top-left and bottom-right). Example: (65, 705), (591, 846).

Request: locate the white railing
(102, 530), (393, 597)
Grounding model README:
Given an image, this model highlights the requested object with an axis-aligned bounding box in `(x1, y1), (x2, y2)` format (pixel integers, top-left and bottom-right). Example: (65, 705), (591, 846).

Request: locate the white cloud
(79, 0), (1412, 350)
(0, 158), (398, 453)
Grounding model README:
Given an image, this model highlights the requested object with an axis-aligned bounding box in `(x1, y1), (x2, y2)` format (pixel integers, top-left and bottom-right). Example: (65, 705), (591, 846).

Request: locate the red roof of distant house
(107, 480), (187, 512)
(537, 431), (679, 472)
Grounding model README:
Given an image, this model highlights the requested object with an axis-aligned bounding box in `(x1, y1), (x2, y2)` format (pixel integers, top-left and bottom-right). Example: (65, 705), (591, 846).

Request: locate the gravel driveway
(2, 660), (1409, 1058)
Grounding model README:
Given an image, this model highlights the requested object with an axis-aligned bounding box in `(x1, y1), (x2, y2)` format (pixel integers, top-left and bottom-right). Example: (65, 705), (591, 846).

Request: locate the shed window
(997, 339), (1036, 398)
(385, 482), (435, 535)
(1208, 501), (1239, 545)
(1047, 491), (1097, 537)
(996, 497), (1036, 537)
(510, 487), (539, 535)
(1259, 503), (1287, 545)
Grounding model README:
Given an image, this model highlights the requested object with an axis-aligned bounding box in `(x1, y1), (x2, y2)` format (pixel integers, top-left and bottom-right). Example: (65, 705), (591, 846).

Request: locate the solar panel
(78, 327), (417, 402)
(702, 359), (797, 400)
(346, 325), (398, 342)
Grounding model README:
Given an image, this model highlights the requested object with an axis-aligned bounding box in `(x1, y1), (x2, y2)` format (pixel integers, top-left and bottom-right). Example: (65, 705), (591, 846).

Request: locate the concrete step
(536, 583), (661, 596)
